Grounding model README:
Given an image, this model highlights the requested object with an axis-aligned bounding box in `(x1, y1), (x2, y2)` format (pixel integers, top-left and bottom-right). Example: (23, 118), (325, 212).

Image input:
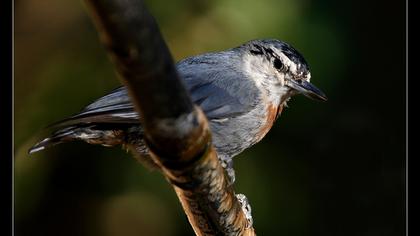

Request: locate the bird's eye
(273, 58), (284, 71)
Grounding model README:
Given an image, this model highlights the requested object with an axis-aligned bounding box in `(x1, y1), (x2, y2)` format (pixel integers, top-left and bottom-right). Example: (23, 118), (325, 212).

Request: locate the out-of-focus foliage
(15, 0), (405, 235)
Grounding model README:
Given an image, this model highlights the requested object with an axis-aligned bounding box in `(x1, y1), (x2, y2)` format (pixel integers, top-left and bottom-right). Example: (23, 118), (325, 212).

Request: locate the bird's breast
(255, 103), (283, 142)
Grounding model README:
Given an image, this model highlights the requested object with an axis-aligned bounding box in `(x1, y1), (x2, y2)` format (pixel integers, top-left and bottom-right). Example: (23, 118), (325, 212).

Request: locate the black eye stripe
(245, 39), (310, 76)
(249, 45), (285, 70)
(248, 44), (303, 73)
(250, 49), (263, 55)
(249, 44), (277, 58)
(249, 44), (263, 55)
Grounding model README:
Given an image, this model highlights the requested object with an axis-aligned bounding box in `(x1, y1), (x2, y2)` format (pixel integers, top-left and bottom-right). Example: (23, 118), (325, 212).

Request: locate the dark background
(2, 0), (12, 235)
(14, 0), (406, 235)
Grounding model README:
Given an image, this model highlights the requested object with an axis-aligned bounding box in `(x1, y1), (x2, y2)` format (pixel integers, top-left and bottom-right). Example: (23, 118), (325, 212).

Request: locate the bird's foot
(236, 193), (253, 228)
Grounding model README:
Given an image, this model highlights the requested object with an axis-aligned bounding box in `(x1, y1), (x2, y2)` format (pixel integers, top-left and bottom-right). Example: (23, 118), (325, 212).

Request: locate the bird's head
(239, 39), (327, 104)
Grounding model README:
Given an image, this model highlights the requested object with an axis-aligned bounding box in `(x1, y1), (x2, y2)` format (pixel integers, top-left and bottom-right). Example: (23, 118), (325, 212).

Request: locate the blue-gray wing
(54, 52), (258, 126)
(178, 52), (258, 119)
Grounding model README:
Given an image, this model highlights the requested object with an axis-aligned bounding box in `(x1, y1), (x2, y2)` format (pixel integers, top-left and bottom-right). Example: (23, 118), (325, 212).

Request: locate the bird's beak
(286, 79), (328, 102)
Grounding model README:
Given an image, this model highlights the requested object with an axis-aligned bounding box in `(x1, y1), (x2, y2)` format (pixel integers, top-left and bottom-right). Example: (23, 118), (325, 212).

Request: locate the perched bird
(29, 39), (327, 181)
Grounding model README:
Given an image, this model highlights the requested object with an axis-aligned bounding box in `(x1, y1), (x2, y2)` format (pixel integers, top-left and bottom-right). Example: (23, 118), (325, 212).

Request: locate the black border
(406, 1), (411, 235)
(4, 0), (409, 235)
(1, 0), (13, 235)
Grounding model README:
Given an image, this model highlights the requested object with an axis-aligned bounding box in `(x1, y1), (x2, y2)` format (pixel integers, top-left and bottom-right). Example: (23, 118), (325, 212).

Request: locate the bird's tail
(28, 125), (126, 154)
(28, 127), (80, 154)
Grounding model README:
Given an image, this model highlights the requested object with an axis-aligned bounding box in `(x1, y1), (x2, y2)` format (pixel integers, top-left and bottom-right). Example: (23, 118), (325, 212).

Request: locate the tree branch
(83, 0), (256, 235)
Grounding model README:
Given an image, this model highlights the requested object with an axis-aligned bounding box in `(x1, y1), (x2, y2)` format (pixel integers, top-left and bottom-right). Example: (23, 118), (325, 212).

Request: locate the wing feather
(53, 52), (257, 127)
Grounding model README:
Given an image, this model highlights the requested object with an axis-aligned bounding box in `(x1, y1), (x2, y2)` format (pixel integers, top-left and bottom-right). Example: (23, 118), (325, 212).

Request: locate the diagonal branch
(83, 0), (256, 235)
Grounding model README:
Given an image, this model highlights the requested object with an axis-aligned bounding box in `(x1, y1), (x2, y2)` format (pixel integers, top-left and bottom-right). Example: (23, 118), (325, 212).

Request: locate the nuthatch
(29, 39), (327, 182)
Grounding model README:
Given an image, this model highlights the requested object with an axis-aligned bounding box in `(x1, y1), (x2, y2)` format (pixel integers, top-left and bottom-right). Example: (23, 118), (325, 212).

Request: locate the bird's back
(30, 50), (268, 162)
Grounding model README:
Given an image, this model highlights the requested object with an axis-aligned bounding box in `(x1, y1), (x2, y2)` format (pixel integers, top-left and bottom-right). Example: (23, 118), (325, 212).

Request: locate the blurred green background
(14, 0), (406, 235)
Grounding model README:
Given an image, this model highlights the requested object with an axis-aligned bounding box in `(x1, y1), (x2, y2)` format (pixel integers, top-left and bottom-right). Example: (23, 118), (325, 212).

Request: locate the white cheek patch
(242, 54), (277, 86)
(242, 53), (290, 106)
(274, 70), (285, 86)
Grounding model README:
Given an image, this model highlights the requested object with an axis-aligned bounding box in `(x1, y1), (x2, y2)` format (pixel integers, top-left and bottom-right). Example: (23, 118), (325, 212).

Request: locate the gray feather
(55, 51), (259, 127)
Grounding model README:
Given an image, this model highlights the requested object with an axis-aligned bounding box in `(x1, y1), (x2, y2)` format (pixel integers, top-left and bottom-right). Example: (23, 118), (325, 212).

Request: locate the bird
(29, 39), (327, 182)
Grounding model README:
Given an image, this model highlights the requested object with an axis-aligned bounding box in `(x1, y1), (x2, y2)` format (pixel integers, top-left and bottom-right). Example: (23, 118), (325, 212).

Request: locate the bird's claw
(236, 193), (253, 228)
